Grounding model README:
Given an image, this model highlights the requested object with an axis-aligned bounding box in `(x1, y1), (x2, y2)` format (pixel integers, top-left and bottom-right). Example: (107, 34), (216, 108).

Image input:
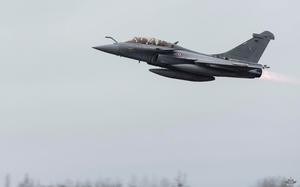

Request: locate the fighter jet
(93, 31), (274, 82)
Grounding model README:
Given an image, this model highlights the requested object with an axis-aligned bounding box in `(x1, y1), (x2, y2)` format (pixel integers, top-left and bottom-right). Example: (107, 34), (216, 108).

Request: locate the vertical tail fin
(214, 31), (275, 63)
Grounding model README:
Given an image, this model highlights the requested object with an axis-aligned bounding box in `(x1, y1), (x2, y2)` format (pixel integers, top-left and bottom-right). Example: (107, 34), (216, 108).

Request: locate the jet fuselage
(93, 32), (274, 82)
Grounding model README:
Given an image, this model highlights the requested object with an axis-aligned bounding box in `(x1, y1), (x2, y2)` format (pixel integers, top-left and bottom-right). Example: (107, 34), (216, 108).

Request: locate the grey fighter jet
(93, 31), (274, 82)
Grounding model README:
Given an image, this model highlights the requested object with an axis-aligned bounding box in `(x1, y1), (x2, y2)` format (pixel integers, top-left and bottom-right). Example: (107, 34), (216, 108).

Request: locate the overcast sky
(0, 0), (299, 187)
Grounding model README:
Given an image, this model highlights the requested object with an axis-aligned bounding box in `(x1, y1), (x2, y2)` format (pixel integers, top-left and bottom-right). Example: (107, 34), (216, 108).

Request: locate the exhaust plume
(260, 70), (299, 85)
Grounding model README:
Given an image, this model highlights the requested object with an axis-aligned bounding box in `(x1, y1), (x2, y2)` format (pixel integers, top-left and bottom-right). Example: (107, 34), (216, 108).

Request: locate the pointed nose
(93, 44), (120, 55)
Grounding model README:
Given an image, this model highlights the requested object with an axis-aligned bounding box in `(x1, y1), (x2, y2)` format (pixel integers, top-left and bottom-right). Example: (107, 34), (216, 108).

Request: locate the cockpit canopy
(126, 37), (172, 47)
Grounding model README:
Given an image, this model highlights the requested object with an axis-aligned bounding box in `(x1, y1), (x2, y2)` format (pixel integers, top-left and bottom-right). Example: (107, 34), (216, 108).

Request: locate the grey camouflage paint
(93, 31), (274, 82)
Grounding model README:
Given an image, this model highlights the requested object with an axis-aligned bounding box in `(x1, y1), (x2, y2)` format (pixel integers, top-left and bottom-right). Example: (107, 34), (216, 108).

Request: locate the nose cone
(93, 44), (120, 55)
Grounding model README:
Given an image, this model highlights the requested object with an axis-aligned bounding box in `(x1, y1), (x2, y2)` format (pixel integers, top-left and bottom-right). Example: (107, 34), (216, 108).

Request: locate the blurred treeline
(4, 175), (299, 187)
(5, 174), (187, 187)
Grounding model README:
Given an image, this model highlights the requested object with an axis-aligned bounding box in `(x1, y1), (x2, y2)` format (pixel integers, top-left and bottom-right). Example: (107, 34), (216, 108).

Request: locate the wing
(156, 52), (263, 73)
(156, 54), (195, 65)
(176, 54), (263, 70)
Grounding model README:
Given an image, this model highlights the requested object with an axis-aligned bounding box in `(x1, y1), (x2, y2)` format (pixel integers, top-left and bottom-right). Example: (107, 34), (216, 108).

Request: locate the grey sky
(0, 0), (299, 187)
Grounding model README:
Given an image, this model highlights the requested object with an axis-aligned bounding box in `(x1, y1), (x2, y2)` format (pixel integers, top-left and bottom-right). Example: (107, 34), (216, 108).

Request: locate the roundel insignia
(175, 52), (182, 57)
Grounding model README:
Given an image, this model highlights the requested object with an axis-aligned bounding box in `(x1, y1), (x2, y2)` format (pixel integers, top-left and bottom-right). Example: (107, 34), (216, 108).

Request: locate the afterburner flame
(260, 70), (299, 85)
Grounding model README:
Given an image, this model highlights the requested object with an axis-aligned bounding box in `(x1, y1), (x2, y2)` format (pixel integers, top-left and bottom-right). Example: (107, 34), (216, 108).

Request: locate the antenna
(171, 41), (179, 48)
